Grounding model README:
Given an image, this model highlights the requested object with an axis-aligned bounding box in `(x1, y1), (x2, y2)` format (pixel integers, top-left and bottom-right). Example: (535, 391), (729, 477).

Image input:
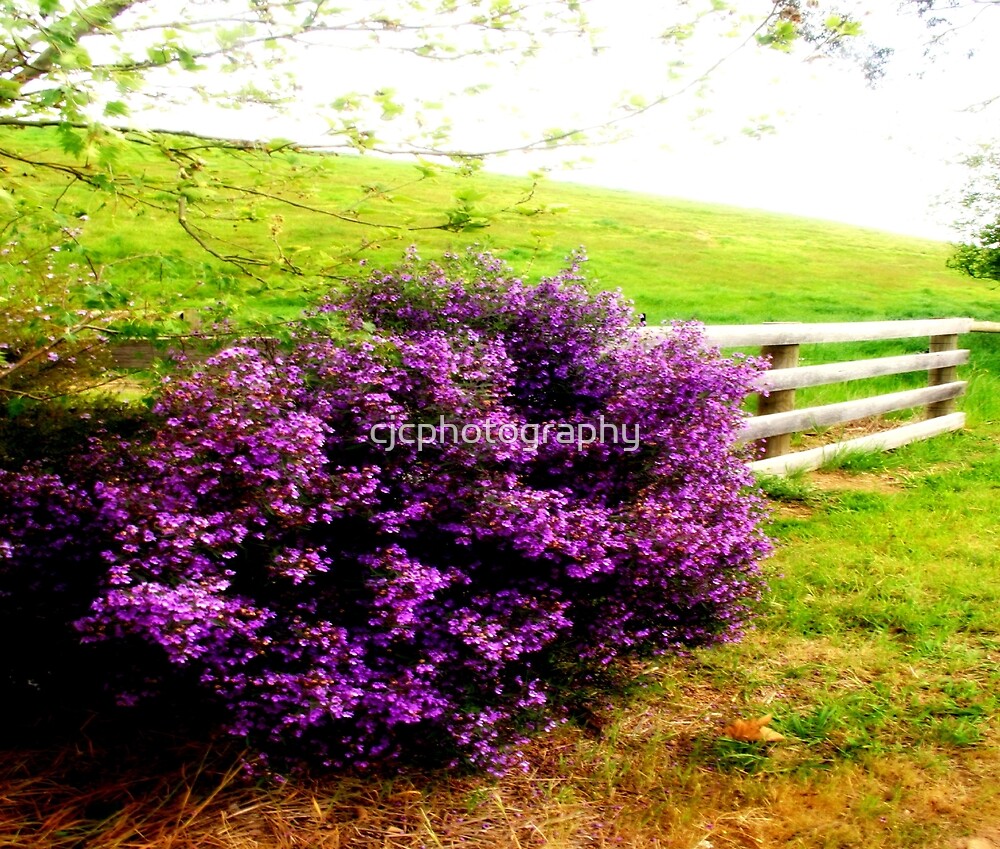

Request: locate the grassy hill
(3, 127), (1000, 849)
(5, 126), (998, 328)
(4, 123), (998, 433)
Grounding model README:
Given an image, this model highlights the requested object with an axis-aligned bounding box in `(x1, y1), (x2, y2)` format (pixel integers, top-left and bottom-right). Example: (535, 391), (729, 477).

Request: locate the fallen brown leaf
(721, 714), (785, 743)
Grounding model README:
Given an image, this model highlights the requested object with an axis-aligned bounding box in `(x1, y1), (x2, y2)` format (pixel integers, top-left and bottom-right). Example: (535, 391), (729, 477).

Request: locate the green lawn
(6, 125), (998, 329)
(2, 127), (1000, 849)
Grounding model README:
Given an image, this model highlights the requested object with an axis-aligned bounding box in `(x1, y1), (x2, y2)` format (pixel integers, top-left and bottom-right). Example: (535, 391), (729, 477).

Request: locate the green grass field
(7, 126), (999, 326)
(2, 127), (1000, 848)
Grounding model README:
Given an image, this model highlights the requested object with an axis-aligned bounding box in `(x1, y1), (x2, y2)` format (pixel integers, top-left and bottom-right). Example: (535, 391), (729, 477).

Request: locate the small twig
(51, 175), (79, 212)
(216, 182), (405, 229)
(176, 196), (272, 284)
(0, 387), (49, 402)
(0, 323), (86, 382)
(77, 324), (121, 334)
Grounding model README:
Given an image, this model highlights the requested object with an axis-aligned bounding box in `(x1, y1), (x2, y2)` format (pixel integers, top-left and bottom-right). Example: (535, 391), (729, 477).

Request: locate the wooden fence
(643, 317), (974, 476)
(114, 317), (978, 477)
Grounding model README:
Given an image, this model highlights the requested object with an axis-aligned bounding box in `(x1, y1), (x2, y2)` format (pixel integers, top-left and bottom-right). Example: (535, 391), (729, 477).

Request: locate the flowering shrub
(0, 248), (770, 772)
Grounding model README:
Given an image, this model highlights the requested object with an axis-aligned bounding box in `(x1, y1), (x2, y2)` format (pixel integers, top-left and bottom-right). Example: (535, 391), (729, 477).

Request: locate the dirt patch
(809, 469), (902, 494)
(795, 415), (903, 451)
(771, 502), (815, 520)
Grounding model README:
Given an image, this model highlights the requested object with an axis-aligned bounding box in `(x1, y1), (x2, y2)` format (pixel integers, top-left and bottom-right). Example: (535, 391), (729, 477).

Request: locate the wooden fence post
(757, 343), (800, 458)
(926, 334), (959, 418)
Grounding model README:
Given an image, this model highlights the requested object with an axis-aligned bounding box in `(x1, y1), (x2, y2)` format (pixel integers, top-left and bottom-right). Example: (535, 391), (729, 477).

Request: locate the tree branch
(176, 195), (272, 283)
(12, 0), (139, 85)
(215, 182), (408, 229)
(0, 324), (84, 383)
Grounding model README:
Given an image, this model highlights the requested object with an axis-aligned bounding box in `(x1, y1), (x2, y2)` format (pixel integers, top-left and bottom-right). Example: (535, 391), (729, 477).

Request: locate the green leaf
(454, 187), (485, 203)
(331, 95), (360, 112)
(56, 124), (84, 156)
(175, 46), (201, 71)
(757, 19), (798, 51)
(374, 88), (404, 120)
(825, 15), (863, 37)
(103, 100), (129, 117)
(661, 24), (695, 42)
(59, 46), (92, 70)
(0, 79), (22, 101)
(37, 86), (65, 107)
(147, 46), (171, 64)
(97, 140), (121, 169)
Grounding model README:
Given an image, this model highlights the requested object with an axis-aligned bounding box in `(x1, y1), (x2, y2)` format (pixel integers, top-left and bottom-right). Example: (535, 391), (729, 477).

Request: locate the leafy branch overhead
(0, 2), (891, 271)
(1, 0), (584, 123)
(1, 1), (597, 273)
(1, 1), (985, 350)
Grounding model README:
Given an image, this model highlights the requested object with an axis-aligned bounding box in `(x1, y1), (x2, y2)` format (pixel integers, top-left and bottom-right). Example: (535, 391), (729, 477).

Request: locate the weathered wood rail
(643, 318), (974, 476)
(114, 317), (979, 477)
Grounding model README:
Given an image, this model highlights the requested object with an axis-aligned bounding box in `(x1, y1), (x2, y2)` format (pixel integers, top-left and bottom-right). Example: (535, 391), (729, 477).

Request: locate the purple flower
(0, 247), (770, 774)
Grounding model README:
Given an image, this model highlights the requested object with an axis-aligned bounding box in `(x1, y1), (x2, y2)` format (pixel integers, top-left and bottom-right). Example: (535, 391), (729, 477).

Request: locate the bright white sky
(146, 0), (1000, 241)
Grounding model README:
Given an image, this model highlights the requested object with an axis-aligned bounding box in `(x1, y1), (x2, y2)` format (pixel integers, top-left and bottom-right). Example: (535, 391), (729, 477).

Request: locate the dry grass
(794, 416), (904, 453)
(5, 435), (1000, 849)
(4, 640), (1000, 849)
(808, 470), (903, 494)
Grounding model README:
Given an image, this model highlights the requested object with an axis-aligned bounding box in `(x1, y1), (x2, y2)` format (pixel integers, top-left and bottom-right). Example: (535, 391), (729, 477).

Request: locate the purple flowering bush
(0, 248), (770, 772)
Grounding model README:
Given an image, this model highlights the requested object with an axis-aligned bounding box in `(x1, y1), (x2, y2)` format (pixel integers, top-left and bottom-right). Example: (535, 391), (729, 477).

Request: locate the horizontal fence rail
(694, 317), (974, 347)
(739, 382), (967, 442)
(641, 317), (974, 476)
(749, 414), (966, 476)
(111, 317), (979, 477)
(755, 349), (970, 392)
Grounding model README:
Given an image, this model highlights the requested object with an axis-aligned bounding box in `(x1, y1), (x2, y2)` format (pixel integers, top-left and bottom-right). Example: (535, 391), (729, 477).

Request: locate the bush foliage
(0, 249), (770, 772)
